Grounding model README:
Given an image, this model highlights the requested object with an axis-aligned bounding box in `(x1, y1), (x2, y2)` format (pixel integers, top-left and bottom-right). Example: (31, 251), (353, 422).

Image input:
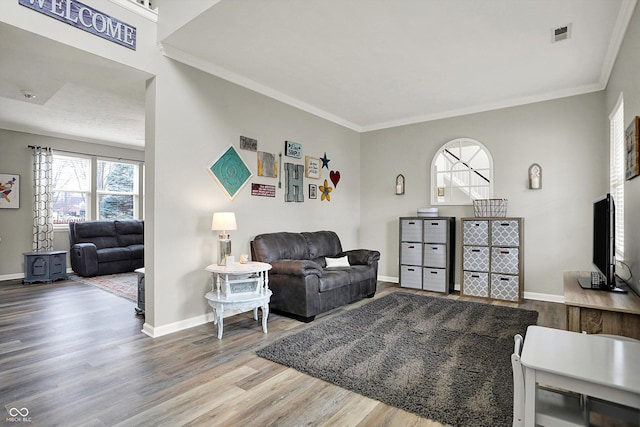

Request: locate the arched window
(430, 138), (493, 205)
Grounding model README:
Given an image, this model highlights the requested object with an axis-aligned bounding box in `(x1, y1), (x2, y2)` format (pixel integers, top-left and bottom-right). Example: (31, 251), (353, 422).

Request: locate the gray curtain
(31, 146), (53, 251)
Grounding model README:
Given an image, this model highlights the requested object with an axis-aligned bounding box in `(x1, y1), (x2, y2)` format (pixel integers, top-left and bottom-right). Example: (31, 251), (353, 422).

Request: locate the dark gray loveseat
(69, 220), (144, 277)
(251, 231), (380, 322)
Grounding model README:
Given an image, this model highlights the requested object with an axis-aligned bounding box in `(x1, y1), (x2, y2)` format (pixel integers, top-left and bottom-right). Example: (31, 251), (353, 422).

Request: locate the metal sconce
(395, 174), (405, 195)
(528, 163), (542, 190)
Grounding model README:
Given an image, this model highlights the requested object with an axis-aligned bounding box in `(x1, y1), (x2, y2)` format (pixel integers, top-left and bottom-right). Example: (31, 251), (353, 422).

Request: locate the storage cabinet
(399, 217), (455, 293)
(23, 250), (68, 284)
(461, 217), (523, 302)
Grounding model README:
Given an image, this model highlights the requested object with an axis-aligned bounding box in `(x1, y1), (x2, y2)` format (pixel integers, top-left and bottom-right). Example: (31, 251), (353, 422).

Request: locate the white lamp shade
(211, 212), (237, 231)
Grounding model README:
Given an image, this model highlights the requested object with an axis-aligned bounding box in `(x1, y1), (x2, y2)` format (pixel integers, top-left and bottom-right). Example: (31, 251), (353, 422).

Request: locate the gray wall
(360, 92), (607, 297)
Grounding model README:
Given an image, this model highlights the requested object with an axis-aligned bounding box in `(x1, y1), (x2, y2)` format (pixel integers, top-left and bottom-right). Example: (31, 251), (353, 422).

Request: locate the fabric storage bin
(463, 271), (489, 297)
(423, 219), (447, 243)
(491, 220), (520, 246)
(463, 220), (489, 245)
(401, 242), (422, 265)
(491, 247), (519, 275)
(463, 246), (489, 272)
(490, 274), (520, 301)
(401, 265), (422, 289)
(401, 219), (422, 242)
(423, 244), (446, 268)
(423, 268), (446, 292)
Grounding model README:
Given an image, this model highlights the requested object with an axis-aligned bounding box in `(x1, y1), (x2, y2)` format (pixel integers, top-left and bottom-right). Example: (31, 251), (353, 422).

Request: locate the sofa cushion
(72, 221), (118, 249)
(115, 220), (144, 246)
(97, 247), (132, 263)
(318, 270), (349, 292)
(128, 244), (144, 260)
(252, 232), (310, 263)
(302, 231), (343, 258)
(347, 264), (376, 283)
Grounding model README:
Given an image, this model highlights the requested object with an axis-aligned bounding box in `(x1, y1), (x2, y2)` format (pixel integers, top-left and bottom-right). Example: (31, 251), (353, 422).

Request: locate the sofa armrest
(270, 260), (323, 277)
(342, 249), (381, 266)
(70, 243), (99, 277)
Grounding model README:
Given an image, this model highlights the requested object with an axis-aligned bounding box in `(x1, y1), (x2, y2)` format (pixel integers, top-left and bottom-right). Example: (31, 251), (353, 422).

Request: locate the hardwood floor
(0, 278), (566, 426)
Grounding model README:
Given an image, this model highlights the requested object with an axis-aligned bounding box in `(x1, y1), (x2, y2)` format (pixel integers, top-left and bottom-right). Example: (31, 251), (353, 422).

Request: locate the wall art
(284, 163), (304, 202)
(240, 136), (258, 152)
(625, 116), (640, 180)
(257, 151), (278, 177)
(208, 145), (252, 200)
(319, 179), (332, 202)
(320, 152), (330, 169)
(330, 170), (341, 188)
(309, 184), (317, 199)
(305, 156), (320, 179)
(284, 140), (302, 158)
(251, 183), (276, 197)
(0, 173), (19, 209)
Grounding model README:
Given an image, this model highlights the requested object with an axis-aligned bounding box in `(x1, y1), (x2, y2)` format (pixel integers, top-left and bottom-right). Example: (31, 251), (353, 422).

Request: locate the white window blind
(609, 94), (624, 261)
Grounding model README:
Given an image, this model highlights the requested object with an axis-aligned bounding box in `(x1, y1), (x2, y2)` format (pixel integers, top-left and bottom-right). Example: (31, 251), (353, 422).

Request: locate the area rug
(69, 272), (137, 302)
(257, 292), (538, 427)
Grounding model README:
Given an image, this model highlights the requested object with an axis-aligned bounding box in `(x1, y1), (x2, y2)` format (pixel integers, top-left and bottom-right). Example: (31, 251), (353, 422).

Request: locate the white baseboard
(0, 273), (25, 281)
(142, 311), (214, 338)
(377, 275), (398, 283)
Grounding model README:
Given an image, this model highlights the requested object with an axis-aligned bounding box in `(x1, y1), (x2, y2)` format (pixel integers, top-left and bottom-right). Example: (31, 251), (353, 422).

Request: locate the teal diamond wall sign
(208, 145), (253, 200)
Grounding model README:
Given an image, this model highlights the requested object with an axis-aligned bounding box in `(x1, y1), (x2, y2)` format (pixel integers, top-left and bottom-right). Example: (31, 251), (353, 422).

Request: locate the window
(52, 153), (142, 226)
(609, 94), (625, 261)
(431, 138), (493, 205)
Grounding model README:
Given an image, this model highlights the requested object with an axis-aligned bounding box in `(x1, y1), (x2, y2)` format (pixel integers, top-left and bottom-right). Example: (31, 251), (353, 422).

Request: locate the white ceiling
(0, 0), (635, 147)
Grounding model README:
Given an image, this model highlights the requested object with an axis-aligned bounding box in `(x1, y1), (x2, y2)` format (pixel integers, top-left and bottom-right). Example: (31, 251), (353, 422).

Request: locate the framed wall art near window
(0, 173), (19, 209)
(625, 116), (640, 180)
(305, 156), (320, 179)
(208, 146), (252, 200)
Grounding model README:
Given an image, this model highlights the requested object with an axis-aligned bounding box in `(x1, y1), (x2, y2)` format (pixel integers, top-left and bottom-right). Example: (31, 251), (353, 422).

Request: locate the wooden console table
(564, 271), (640, 339)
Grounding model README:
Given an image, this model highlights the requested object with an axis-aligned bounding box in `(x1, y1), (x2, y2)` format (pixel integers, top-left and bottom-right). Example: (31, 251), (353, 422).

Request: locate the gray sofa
(69, 220), (144, 277)
(251, 231), (380, 322)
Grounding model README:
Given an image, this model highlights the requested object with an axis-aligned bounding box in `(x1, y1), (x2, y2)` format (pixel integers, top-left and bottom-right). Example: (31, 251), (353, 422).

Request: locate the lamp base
(218, 238), (232, 265)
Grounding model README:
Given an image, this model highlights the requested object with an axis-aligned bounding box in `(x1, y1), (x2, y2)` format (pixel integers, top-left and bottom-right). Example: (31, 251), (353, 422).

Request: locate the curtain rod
(28, 145), (144, 163)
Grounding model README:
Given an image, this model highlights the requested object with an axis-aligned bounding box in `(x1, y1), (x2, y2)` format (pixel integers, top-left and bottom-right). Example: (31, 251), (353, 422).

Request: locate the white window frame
(96, 158), (141, 220)
(609, 93), (625, 262)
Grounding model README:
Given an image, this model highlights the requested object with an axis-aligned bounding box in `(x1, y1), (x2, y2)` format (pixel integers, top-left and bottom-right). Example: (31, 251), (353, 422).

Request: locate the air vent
(552, 24), (572, 43)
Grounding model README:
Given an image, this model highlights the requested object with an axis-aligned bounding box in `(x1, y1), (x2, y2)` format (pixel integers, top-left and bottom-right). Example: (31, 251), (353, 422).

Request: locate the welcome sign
(19, 0), (137, 50)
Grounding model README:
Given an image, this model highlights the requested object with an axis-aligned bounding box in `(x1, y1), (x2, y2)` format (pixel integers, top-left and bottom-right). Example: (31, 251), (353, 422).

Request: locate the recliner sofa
(251, 230), (380, 322)
(69, 220), (144, 277)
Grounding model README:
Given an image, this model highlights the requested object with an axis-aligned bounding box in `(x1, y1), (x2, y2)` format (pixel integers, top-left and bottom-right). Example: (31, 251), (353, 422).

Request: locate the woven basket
(473, 199), (508, 217)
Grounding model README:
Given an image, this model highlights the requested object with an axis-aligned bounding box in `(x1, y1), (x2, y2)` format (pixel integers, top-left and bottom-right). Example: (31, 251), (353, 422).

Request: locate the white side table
(204, 262), (272, 339)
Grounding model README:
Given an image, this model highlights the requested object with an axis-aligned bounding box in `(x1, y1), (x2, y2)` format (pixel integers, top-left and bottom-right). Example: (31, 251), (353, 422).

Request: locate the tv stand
(564, 271), (640, 339)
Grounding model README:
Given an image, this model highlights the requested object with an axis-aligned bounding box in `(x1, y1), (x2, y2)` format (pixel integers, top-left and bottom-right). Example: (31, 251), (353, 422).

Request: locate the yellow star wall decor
(319, 179), (332, 201)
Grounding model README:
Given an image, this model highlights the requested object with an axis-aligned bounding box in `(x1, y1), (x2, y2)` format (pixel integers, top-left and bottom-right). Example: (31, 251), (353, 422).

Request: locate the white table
(204, 262), (272, 339)
(520, 325), (640, 426)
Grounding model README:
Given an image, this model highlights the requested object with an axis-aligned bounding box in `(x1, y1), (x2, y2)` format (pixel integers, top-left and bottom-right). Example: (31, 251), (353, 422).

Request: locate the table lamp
(211, 212), (237, 265)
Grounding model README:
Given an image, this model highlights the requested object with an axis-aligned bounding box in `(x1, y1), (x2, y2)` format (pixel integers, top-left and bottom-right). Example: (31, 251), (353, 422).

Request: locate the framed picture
(257, 151), (278, 178)
(208, 146), (252, 200)
(305, 156), (320, 179)
(625, 116), (640, 180)
(284, 140), (302, 158)
(309, 184), (317, 199)
(0, 173), (19, 209)
(240, 136), (258, 152)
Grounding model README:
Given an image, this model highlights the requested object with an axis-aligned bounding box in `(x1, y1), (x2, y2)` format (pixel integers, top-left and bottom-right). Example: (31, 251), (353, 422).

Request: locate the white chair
(512, 334), (587, 427)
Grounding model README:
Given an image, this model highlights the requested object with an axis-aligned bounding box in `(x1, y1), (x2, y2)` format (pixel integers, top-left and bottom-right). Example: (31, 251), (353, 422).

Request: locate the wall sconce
(395, 174), (405, 195)
(528, 164), (542, 190)
(211, 212), (237, 265)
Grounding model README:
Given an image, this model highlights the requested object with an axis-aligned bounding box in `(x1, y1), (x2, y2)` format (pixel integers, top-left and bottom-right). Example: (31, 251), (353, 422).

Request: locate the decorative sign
(0, 174), (20, 209)
(284, 140), (302, 158)
(285, 163), (304, 202)
(251, 183), (276, 198)
(309, 184), (317, 199)
(319, 179), (332, 202)
(305, 156), (320, 179)
(330, 170), (341, 187)
(208, 145), (252, 200)
(257, 151), (277, 178)
(18, 0), (137, 50)
(240, 136), (257, 152)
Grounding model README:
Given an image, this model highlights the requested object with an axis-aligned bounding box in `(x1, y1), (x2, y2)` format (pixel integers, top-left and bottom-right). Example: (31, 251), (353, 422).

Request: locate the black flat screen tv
(578, 193), (626, 293)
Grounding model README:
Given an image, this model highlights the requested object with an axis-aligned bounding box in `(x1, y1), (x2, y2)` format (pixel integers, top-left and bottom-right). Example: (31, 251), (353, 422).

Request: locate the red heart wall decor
(330, 170), (340, 188)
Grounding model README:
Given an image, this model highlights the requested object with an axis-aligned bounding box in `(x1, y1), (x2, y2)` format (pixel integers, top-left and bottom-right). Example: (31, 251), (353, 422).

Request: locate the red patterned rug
(69, 272), (137, 302)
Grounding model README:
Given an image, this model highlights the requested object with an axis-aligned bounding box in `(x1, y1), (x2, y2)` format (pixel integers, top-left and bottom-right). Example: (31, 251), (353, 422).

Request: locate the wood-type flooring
(1, 277), (566, 426)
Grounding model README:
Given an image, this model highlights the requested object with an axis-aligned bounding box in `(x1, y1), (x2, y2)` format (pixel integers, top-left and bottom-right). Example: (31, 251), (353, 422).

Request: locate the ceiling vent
(552, 24), (572, 43)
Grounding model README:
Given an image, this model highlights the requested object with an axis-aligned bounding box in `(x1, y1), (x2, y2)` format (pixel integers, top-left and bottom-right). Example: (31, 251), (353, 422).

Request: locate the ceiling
(0, 0), (635, 147)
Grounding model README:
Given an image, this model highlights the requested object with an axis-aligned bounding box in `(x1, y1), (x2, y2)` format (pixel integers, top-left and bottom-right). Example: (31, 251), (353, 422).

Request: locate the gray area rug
(257, 292), (538, 427)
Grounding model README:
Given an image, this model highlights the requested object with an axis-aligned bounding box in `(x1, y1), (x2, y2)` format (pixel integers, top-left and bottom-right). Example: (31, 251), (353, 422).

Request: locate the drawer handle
(471, 275), (480, 278)
(500, 277), (510, 281)
(500, 223), (510, 226)
(500, 250), (510, 254)
(471, 249), (481, 253)
(408, 245), (415, 249)
(430, 222), (439, 226)
(430, 271), (438, 275)
(408, 268), (415, 272)
(408, 221), (415, 224)
(431, 247), (439, 250)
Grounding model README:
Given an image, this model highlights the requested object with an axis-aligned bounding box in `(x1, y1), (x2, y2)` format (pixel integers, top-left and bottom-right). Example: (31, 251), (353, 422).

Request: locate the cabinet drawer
(400, 266), (422, 289)
(463, 246), (489, 272)
(490, 274), (520, 301)
(423, 219), (447, 243)
(491, 247), (519, 274)
(423, 244), (446, 268)
(491, 220), (520, 246)
(401, 219), (422, 242)
(463, 271), (489, 297)
(401, 243), (422, 265)
(463, 220), (488, 245)
(423, 268), (446, 292)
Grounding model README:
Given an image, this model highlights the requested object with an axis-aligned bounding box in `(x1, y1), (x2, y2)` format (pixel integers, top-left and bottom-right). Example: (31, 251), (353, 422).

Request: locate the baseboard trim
(377, 275), (398, 283)
(0, 273), (25, 281)
(142, 311), (214, 338)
